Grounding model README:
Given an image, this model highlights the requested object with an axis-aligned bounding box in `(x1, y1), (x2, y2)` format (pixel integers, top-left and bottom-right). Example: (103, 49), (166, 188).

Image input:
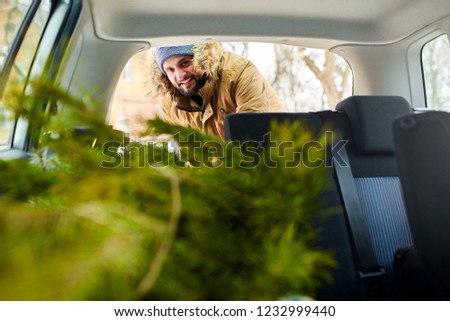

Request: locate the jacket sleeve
(232, 61), (274, 112)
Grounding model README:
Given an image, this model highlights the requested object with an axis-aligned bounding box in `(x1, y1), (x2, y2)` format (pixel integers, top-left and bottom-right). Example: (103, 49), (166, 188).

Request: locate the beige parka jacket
(148, 43), (286, 139)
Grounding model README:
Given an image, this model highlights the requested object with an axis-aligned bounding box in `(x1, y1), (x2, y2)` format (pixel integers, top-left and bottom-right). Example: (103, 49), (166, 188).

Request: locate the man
(148, 43), (286, 139)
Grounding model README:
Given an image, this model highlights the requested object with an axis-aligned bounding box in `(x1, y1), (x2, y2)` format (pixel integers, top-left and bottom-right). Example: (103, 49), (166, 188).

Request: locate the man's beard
(178, 75), (207, 97)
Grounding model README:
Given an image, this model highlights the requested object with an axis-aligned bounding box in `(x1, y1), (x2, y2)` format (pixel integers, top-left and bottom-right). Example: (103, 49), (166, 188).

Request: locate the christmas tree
(0, 80), (336, 300)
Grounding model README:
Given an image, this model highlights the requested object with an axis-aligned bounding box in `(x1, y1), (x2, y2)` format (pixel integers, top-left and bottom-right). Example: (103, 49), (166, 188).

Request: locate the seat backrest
(224, 112), (323, 140)
(318, 95), (414, 296)
(393, 111), (450, 298)
(224, 112), (361, 300)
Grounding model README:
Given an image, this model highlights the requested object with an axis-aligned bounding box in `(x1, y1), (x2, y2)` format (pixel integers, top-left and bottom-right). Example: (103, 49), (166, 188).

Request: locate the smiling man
(148, 43), (286, 139)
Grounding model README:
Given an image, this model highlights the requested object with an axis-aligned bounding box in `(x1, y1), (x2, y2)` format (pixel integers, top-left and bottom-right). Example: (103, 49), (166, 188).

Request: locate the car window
(0, 0), (25, 71)
(422, 34), (450, 109)
(109, 43), (353, 139)
(0, 0), (51, 149)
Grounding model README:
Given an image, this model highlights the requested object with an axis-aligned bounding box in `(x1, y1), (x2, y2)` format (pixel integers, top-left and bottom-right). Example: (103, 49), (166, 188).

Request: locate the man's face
(163, 55), (201, 97)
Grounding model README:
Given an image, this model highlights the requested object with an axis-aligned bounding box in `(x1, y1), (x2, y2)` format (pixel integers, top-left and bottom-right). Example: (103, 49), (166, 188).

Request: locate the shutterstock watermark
(100, 131), (348, 169)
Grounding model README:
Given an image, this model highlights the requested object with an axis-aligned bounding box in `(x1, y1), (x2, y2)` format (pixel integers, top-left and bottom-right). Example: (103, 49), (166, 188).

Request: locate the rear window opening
(109, 42), (353, 139)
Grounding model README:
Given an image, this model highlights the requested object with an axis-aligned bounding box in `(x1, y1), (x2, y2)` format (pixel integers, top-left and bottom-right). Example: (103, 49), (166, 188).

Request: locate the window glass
(0, 0), (28, 71)
(110, 43), (353, 139)
(422, 34), (450, 109)
(0, 0), (51, 149)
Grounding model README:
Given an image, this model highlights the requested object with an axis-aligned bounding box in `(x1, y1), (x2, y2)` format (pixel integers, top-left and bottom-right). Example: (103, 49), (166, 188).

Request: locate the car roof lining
(88, 0), (450, 48)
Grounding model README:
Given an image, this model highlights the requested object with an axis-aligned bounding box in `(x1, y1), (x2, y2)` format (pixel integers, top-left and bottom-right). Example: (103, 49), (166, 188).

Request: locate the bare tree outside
(299, 47), (351, 109)
(270, 45), (304, 111)
(222, 42), (353, 111)
(222, 42), (250, 58)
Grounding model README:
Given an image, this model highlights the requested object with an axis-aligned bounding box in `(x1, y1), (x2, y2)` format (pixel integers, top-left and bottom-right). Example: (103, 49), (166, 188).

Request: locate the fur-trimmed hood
(147, 42), (224, 97)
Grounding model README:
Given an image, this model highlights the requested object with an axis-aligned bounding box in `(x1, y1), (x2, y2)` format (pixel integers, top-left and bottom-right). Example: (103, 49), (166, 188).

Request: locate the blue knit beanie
(156, 45), (194, 74)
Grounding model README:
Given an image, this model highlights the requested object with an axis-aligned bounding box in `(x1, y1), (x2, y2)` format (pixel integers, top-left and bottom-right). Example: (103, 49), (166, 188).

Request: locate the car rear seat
(318, 96), (414, 298)
(224, 96), (422, 300)
(224, 112), (362, 300)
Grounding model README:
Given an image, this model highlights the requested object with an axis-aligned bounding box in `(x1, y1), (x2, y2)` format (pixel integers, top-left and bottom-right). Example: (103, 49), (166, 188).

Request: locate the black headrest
(336, 96), (412, 154)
